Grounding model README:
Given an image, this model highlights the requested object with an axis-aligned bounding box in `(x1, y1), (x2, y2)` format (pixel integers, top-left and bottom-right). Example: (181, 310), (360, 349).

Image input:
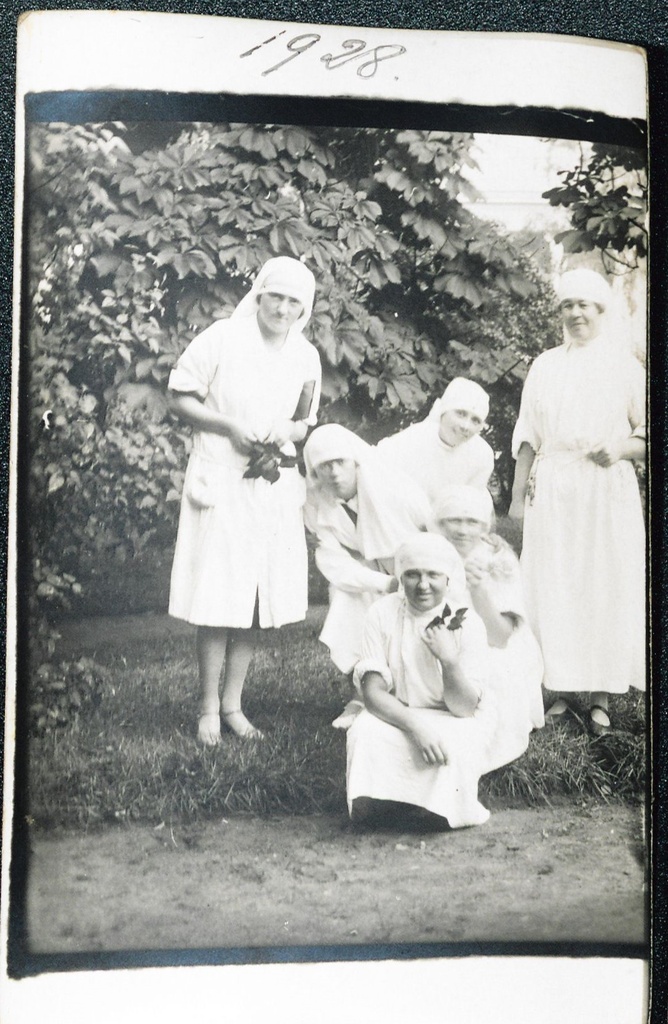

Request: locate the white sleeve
(468, 440), (495, 488)
(168, 322), (224, 399)
(314, 529), (395, 594)
(352, 601), (394, 694)
(457, 612), (490, 693)
(511, 359), (543, 458)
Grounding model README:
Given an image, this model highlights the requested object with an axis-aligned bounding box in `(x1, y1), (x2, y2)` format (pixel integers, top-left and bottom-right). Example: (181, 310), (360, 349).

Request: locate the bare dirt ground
(25, 613), (646, 959)
(26, 801), (645, 954)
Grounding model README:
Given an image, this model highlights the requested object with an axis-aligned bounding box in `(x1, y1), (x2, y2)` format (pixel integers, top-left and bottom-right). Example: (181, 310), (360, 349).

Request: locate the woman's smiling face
(438, 407), (485, 447)
(257, 291), (303, 341)
(560, 298), (603, 344)
(402, 567), (449, 613)
(437, 516), (485, 556)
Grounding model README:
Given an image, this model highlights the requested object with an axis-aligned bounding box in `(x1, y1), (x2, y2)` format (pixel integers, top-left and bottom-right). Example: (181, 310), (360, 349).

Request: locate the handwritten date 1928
(240, 31), (406, 79)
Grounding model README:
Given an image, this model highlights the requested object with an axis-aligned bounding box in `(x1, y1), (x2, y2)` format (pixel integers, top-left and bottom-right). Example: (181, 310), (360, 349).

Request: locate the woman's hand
(588, 442), (621, 467)
(422, 623), (459, 666)
(464, 554), (491, 591)
(265, 419), (297, 447)
(227, 421), (258, 455)
(407, 716), (450, 766)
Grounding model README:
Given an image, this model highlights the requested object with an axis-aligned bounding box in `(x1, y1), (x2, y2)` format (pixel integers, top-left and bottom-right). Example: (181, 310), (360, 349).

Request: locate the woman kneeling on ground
(433, 485), (544, 772)
(342, 533), (496, 829)
(303, 424), (435, 676)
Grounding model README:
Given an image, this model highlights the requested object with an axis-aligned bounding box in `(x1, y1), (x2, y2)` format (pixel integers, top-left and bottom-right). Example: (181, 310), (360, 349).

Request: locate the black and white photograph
(1, 10), (654, 1024)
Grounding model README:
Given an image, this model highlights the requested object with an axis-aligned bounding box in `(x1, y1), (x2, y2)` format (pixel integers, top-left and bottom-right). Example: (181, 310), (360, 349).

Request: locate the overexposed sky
(465, 133), (579, 233)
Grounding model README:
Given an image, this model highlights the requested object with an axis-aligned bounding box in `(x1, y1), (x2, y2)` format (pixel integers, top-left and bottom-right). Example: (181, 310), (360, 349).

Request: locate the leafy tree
(26, 120), (558, 623)
(542, 143), (647, 273)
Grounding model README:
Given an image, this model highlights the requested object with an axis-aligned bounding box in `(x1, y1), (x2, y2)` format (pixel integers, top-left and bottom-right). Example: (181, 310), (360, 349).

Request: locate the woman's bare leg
(221, 628), (263, 738)
(196, 625), (228, 745)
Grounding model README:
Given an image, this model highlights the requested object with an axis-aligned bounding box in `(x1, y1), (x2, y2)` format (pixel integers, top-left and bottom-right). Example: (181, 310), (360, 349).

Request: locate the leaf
(79, 393), (97, 414)
(427, 604), (452, 629)
(135, 358), (155, 380)
(47, 472), (65, 494)
(383, 261), (402, 284)
(91, 253), (122, 277)
(387, 377), (423, 410)
(447, 607), (468, 631)
(554, 229), (596, 253)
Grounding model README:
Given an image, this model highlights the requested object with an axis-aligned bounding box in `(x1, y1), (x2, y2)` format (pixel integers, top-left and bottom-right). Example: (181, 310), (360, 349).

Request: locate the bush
(29, 656), (112, 735)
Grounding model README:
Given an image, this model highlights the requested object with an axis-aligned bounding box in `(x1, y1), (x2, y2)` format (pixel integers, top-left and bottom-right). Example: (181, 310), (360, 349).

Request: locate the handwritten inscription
(240, 32), (406, 80)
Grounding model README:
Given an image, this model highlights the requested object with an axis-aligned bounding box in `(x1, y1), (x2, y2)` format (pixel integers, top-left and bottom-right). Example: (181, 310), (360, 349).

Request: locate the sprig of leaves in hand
(243, 440), (297, 484)
(426, 604), (468, 631)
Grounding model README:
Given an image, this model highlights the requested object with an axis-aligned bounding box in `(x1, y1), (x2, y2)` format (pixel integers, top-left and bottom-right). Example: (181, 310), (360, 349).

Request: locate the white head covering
(304, 425), (434, 563)
(394, 533), (462, 581)
(303, 424), (371, 482)
(432, 485), (494, 529)
(427, 377), (490, 423)
(556, 269), (611, 311)
(231, 257), (316, 332)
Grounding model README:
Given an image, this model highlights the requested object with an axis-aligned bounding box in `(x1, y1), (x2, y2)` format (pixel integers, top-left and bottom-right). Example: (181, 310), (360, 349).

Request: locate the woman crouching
(344, 534), (496, 829)
(304, 424), (432, 676)
(433, 485), (544, 773)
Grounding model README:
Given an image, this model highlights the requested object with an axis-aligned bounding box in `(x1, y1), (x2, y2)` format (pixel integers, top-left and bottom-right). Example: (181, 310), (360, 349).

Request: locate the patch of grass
(482, 694), (645, 805)
(27, 618), (646, 828)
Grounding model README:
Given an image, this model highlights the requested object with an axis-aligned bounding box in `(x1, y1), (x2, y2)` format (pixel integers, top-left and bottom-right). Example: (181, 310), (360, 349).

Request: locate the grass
(27, 611), (646, 829)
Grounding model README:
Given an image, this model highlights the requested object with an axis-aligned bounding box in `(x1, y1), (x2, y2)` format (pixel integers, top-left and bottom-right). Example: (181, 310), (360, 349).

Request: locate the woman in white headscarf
(433, 485), (544, 771)
(168, 257), (322, 744)
(342, 534), (496, 828)
(303, 424), (437, 675)
(376, 377), (494, 502)
(509, 269), (646, 735)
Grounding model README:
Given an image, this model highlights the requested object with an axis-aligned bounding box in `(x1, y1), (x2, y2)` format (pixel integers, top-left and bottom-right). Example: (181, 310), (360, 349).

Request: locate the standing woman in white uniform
(376, 377), (494, 503)
(509, 269), (646, 735)
(168, 257), (321, 744)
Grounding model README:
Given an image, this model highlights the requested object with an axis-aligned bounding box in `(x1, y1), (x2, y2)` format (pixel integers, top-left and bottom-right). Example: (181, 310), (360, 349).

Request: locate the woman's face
(438, 407), (485, 447)
(437, 516), (486, 557)
(257, 291), (303, 341)
(560, 299), (603, 344)
(315, 458), (358, 502)
(402, 568), (449, 613)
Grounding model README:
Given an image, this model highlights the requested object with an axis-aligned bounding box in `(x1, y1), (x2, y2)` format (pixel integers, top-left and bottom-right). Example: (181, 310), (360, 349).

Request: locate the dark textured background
(1, 2), (666, 1017)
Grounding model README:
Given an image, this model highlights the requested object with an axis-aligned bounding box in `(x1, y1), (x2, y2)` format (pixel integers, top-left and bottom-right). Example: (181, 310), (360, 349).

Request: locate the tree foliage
(26, 121), (557, 620)
(542, 143), (647, 272)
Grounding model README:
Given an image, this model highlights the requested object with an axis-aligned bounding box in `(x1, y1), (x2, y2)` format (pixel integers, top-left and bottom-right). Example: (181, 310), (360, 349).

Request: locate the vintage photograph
(13, 108), (647, 955)
(2, 11), (652, 1024)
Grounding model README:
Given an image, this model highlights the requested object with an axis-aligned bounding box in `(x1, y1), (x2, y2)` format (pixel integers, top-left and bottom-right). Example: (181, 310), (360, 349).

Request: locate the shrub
(29, 656), (112, 735)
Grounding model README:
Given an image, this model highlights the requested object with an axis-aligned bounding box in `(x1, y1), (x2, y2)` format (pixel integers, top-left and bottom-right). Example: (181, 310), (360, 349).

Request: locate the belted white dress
(168, 315), (321, 628)
(512, 335), (646, 694)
